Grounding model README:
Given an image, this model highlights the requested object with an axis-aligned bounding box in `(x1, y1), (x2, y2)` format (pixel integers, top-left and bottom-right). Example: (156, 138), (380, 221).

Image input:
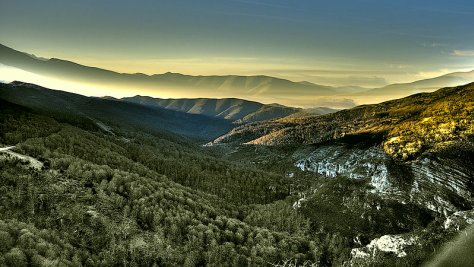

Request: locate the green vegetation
(1, 82), (473, 266)
(0, 100), (320, 266)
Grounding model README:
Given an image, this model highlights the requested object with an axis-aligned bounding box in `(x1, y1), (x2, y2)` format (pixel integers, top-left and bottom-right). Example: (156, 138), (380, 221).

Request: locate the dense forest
(0, 82), (473, 266)
(0, 99), (329, 266)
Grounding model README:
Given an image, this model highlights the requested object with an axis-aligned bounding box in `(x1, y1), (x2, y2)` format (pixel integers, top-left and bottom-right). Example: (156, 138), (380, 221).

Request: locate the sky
(1, 0), (474, 87)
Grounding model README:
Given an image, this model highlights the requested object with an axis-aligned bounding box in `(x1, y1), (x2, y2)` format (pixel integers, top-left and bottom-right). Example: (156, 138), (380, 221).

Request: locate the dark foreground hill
(0, 81), (233, 141)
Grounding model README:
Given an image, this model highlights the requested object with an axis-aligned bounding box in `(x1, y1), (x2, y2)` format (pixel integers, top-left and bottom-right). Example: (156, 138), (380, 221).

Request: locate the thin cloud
(229, 0), (290, 9)
(381, 30), (450, 40)
(419, 42), (447, 48)
(416, 7), (474, 16)
(451, 50), (474, 57)
(221, 11), (313, 24)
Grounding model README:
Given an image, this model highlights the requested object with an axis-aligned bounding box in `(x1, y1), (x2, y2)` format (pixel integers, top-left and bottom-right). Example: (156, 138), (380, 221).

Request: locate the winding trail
(0, 146), (15, 152)
(0, 145), (43, 169)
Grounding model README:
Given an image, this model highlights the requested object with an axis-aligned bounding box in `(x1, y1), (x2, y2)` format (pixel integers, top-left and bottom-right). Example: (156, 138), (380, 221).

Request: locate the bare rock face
(350, 234), (418, 259)
(443, 209), (474, 231)
(347, 210), (474, 265)
(295, 145), (392, 193)
(294, 144), (473, 216)
(292, 192), (307, 209)
(409, 156), (474, 215)
(291, 140), (474, 266)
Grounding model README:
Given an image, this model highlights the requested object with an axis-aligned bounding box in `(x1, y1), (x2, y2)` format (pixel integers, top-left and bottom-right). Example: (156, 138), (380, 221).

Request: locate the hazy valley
(2, 44), (474, 109)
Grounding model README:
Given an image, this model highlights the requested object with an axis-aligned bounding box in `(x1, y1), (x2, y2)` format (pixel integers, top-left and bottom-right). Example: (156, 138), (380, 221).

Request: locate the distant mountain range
(0, 44), (340, 102)
(359, 71), (474, 97)
(1, 43), (473, 108)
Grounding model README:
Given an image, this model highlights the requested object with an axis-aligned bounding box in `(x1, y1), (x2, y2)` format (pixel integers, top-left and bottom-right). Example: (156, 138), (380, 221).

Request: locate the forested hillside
(0, 99), (322, 266)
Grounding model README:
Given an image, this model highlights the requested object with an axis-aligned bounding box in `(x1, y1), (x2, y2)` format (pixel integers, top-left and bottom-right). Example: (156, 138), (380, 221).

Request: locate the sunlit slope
(214, 83), (474, 160)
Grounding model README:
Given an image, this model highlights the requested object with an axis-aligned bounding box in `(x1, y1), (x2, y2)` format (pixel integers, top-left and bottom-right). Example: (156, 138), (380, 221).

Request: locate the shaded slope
(123, 96), (301, 123)
(0, 81), (233, 141)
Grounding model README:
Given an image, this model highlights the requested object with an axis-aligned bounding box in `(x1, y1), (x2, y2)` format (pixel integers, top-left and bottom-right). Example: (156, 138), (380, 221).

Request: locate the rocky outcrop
(295, 145), (392, 193)
(294, 143), (473, 215)
(443, 209), (474, 231)
(409, 156), (473, 215)
(351, 234), (418, 259)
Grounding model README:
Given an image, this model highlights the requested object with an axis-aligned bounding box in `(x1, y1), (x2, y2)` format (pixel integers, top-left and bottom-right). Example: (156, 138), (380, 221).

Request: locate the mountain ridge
(1, 80), (474, 266)
(0, 44), (341, 101)
(360, 70), (474, 97)
(122, 95), (308, 123)
(213, 82), (474, 160)
(2, 43), (474, 108)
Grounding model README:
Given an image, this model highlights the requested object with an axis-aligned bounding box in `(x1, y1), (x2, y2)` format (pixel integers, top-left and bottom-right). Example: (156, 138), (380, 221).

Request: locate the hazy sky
(1, 0), (474, 87)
